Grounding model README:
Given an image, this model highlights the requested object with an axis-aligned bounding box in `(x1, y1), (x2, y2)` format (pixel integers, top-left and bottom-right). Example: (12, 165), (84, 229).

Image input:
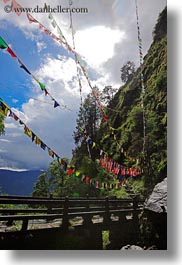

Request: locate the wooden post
(47, 194), (53, 213)
(21, 218), (28, 231)
(104, 196), (110, 224)
(132, 196), (140, 243)
(62, 196), (69, 230)
(83, 194), (92, 226)
(133, 196), (138, 222)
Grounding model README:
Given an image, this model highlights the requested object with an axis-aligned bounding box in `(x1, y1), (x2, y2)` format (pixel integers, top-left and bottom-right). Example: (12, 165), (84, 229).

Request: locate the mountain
(0, 169), (42, 196)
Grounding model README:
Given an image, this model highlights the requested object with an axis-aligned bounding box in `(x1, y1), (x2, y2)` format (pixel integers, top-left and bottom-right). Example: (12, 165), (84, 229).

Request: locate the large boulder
(144, 178), (167, 213)
(144, 178), (167, 249)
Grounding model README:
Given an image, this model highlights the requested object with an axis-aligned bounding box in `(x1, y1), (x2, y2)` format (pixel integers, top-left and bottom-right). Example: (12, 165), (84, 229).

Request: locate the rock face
(144, 178), (167, 249)
(144, 178), (167, 213)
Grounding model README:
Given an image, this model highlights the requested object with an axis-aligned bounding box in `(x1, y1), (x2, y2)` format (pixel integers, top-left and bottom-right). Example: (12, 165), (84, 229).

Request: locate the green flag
(38, 82), (46, 90)
(0, 36), (8, 49)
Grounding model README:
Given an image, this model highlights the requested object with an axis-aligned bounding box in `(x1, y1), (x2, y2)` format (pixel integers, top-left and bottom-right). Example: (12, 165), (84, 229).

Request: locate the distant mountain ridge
(0, 169), (42, 196)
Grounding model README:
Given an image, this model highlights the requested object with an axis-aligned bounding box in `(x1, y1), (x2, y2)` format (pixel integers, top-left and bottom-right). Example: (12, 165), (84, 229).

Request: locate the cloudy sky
(0, 0), (166, 170)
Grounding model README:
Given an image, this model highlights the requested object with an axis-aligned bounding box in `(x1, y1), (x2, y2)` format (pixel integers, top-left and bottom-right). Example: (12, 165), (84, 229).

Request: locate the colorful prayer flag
(6, 47), (17, 58)
(11, 0), (22, 16)
(18, 59), (31, 75)
(26, 13), (38, 23)
(38, 82), (46, 90)
(0, 36), (8, 49)
(54, 100), (60, 108)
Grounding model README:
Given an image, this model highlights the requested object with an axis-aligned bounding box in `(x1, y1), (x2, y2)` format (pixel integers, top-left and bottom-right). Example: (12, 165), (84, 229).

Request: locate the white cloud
(75, 26), (125, 66)
(0, 139), (11, 143)
(12, 98), (19, 104)
(36, 41), (47, 53)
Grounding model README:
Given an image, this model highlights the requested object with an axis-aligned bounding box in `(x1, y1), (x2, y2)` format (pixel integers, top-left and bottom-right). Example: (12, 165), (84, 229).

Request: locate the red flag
(103, 114), (108, 121)
(11, 0), (22, 16)
(85, 176), (89, 185)
(26, 13), (38, 23)
(6, 47), (16, 58)
(3, 0), (10, 3)
(67, 168), (75, 175)
(44, 28), (51, 35)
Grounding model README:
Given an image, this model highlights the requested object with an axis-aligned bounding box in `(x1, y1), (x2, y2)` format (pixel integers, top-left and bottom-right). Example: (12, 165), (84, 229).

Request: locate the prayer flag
(18, 59), (31, 75)
(54, 100), (60, 108)
(76, 171), (80, 177)
(6, 47), (17, 58)
(38, 82), (46, 90)
(40, 141), (46, 150)
(48, 148), (55, 157)
(13, 113), (19, 121)
(24, 126), (32, 138)
(27, 13), (38, 23)
(31, 132), (36, 142)
(103, 114), (108, 121)
(44, 89), (49, 96)
(0, 101), (9, 116)
(11, 0), (22, 16)
(85, 176), (89, 184)
(0, 36), (8, 49)
(35, 136), (41, 145)
(67, 167), (75, 175)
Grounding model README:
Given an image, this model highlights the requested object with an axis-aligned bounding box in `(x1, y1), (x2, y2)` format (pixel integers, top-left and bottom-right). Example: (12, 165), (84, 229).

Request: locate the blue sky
(0, 0), (166, 170)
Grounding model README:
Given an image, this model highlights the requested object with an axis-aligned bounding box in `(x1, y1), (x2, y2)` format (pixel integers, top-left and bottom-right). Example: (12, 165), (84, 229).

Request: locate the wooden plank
(0, 213), (64, 221)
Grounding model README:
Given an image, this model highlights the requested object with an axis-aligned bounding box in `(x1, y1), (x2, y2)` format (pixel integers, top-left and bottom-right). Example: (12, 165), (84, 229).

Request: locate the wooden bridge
(0, 195), (144, 249)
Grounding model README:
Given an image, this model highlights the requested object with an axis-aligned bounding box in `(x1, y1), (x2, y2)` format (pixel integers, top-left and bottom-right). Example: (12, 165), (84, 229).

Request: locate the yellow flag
(24, 126), (32, 138)
(35, 136), (41, 145)
(0, 100), (10, 116)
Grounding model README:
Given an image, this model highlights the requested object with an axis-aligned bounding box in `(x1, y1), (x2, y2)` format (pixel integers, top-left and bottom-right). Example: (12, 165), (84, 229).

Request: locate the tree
(152, 7), (167, 41)
(32, 160), (91, 198)
(73, 89), (102, 162)
(32, 173), (50, 197)
(74, 89), (102, 145)
(120, 61), (135, 83)
(100, 86), (118, 105)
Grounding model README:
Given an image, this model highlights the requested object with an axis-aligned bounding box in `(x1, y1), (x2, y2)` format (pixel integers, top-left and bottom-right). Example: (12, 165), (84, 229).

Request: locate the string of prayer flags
(69, 167), (129, 191)
(0, 98), (60, 162)
(82, 127), (141, 178)
(99, 156), (141, 178)
(135, 0), (146, 156)
(0, 35), (64, 110)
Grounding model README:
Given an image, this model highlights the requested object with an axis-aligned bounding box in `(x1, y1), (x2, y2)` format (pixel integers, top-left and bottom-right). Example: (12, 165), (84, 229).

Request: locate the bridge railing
(0, 195), (144, 231)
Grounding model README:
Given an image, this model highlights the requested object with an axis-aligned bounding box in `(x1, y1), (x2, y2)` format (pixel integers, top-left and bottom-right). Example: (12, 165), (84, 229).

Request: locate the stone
(144, 178), (167, 213)
(143, 178), (167, 249)
(121, 244), (143, 250)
